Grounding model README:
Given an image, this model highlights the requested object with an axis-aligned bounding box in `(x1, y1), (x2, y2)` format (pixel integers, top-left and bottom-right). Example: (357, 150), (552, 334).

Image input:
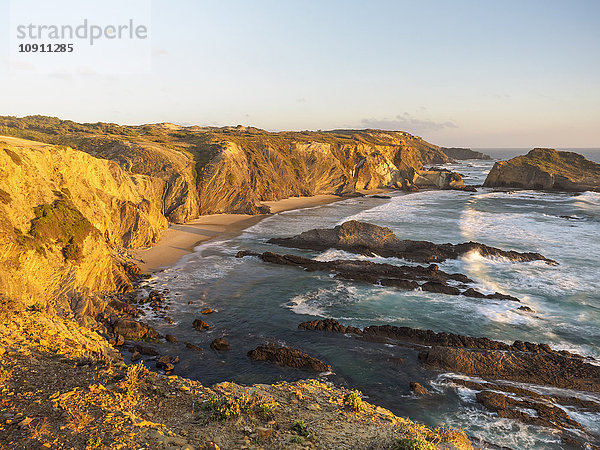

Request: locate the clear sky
(1, 0), (599, 147)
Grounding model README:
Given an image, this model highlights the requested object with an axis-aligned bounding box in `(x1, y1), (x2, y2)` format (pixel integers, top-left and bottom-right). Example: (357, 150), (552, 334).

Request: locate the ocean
(138, 149), (600, 449)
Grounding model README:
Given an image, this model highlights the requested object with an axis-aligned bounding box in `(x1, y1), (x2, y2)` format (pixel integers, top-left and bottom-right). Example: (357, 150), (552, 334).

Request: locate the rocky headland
(484, 148), (600, 191)
(440, 147), (492, 160)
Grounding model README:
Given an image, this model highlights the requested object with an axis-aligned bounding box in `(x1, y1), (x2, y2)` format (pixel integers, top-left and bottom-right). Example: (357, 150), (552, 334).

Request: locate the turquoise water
(139, 151), (600, 448)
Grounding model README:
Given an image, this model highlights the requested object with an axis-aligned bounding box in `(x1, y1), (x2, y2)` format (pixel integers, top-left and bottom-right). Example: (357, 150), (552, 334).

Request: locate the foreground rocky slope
(0, 307), (472, 449)
(484, 148), (600, 191)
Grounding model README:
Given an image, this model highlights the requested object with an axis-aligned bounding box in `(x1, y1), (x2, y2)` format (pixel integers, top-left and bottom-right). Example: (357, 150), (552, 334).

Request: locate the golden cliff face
(0, 136), (168, 311)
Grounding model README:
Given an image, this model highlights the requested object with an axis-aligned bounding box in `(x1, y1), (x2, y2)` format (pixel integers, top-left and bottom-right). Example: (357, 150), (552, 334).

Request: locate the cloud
(357, 113), (458, 134)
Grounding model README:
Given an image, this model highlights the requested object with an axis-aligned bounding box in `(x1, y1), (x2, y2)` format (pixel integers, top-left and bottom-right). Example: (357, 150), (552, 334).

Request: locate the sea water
(139, 149), (600, 449)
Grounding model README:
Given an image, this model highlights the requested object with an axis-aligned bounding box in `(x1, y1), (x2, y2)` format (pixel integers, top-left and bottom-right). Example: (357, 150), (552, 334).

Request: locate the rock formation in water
(248, 345), (332, 372)
(441, 147), (492, 160)
(298, 319), (600, 393)
(236, 250), (523, 301)
(268, 220), (557, 264)
(484, 148), (600, 191)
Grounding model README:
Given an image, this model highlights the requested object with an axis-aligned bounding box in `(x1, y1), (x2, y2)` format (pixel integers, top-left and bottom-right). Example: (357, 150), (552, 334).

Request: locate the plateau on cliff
(484, 148), (600, 191)
(441, 147), (492, 160)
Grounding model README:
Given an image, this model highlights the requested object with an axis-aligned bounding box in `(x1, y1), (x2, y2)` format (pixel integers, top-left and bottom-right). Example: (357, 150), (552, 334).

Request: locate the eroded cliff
(484, 148), (600, 191)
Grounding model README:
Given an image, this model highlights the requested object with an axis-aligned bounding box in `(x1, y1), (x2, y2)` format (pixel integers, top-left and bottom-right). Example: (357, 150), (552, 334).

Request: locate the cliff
(0, 116), (463, 218)
(441, 147), (491, 160)
(484, 148), (600, 191)
(0, 136), (167, 326)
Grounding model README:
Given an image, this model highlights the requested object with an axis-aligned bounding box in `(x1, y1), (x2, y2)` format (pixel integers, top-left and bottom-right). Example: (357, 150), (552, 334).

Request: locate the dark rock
(108, 299), (141, 317)
(462, 288), (520, 302)
(165, 334), (178, 343)
(164, 316), (174, 324)
(210, 338), (231, 351)
(133, 344), (159, 356)
(248, 345), (331, 372)
(192, 319), (212, 331)
(240, 250), (486, 299)
(267, 220), (557, 265)
(369, 194), (391, 199)
(421, 281), (460, 295)
(421, 346), (600, 392)
(184, 342), (203, 352)
(518, 305), (535, 313)
(410, 382), (429, 396)
(476, 390), (583, 430)
(130, 351), (141, 362)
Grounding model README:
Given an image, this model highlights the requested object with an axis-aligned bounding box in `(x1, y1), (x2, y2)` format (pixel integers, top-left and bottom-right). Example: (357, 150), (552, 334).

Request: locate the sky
(1, 0), (599, 148)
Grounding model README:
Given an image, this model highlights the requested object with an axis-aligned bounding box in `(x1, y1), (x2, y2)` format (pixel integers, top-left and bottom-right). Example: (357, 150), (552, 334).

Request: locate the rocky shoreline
(297, 319), (600, 447)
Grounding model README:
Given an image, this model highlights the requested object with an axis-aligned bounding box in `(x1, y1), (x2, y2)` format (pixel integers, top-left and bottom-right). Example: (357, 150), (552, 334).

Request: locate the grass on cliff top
(509, 148), (600, 178)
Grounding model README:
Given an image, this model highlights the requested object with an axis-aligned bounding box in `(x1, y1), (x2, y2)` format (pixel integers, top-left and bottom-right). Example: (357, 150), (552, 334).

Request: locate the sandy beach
(130, 194), (344, 273)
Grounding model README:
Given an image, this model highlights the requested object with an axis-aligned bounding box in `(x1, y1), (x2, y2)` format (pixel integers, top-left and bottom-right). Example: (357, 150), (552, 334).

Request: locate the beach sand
(130, 194), (343, 273)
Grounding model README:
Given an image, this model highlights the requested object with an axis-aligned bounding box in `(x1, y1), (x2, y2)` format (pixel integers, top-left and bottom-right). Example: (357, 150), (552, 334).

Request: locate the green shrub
(343, 390), (364, 412)
(290, 435), (304, 444)
(290, 420), (310, 437)
(392, 438), (437, 450)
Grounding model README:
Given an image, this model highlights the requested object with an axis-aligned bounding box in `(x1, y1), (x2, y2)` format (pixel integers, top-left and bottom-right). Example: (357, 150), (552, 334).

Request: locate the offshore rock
(239, 250), (522, 302)
(268, 220), (557, 265)
(484, 148), (600, 191)
(248, 345), (331, 372)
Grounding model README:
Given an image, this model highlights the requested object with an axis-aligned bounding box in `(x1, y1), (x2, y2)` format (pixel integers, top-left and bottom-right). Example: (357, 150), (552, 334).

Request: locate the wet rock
(192, 319), (212, 331)
(421, 281), (460, 295)
(370, 194), (391, 199)
(248, 345), (331, 372)
(210, 338), (231, 351)
(184, 342), (203, 352)
(410, 382), (429, 396)
(420, 346), (600, 392)
(240, 250), (496, 300)
(268, 220), (557, 265)
(133, 344), (159, 356)
(476, 390), (583, 430)
(165, 334), (178, 343)
(462, 288), (520, 302)
(130, 351), (141, 362)
(518, 305), (535, 313)
(201, 308), (213, 315)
